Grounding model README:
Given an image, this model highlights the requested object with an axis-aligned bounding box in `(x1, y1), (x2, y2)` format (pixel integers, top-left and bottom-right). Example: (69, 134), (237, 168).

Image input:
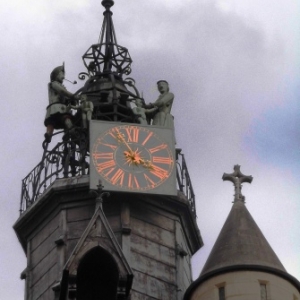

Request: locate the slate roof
(200, 200), (286, 276)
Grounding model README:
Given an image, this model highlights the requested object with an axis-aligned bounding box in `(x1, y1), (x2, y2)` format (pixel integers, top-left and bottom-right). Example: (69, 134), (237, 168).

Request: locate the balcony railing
(175, 149), (196, 217)
(19, 136), (196, 218)
(19, 129), (89, 214)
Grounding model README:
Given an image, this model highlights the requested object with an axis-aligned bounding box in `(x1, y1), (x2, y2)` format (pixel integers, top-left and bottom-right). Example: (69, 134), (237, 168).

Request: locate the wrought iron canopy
(82, 0), (132, 78)
(77, 0), (139, 123)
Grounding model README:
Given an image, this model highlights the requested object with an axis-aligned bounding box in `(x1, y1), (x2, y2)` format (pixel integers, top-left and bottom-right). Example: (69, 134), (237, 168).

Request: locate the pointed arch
(76, 246), (119, 300)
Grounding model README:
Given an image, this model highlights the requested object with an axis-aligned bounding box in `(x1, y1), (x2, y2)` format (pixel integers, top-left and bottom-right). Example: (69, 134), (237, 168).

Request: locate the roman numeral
(100, 142), (117, 151)
(125, 126), (140, 143)
(93, 152), (114, 160)
(110, 168), (125, 185)
(152, 156), (173, 165)
(102, 167), (116, 177)
(150, 165), (169, 180)
(108, 128), (117, 137)
(96, 160), (116, 172)
(141, 131), (153, 146)
(144, 174), (156, 188)
(149, 143), (168, 154)
(128, 173), (140, 189)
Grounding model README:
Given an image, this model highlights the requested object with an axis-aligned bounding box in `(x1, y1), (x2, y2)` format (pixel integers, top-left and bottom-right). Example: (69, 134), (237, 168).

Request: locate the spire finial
(101, 0), (114, 10)
(222, 165), (253, 203)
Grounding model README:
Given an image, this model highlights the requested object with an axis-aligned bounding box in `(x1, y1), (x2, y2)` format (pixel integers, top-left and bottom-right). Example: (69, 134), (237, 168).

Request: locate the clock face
(90, 122), (175, 193)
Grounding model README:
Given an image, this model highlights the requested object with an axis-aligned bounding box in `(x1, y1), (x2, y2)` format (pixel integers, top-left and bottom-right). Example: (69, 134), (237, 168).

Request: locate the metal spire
(82, 0), (132, 77)
(222, 165), (253, 203)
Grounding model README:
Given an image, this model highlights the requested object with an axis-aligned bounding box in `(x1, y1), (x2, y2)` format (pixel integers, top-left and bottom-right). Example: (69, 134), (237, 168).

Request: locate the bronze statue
(148, 80), (174, 128)
(44, 64), (80, 143)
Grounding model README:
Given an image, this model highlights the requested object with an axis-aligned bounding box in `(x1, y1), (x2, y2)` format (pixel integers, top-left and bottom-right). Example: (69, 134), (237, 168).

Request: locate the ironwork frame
(73, 0), (139, 124)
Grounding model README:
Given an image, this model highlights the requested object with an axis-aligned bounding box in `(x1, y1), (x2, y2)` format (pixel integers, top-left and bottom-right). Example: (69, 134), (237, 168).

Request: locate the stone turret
(184, 165), (300, 300)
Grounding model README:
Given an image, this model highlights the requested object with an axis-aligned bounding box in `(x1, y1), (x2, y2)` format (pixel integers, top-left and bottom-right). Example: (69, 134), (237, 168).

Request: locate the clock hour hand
(140, 159), (154, 170)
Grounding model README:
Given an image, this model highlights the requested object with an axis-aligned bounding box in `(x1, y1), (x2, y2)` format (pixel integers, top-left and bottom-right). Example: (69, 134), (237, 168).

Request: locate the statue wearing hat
(44, 64), (81, 143)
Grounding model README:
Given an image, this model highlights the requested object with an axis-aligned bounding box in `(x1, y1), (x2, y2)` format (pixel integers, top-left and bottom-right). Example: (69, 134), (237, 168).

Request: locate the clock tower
(13, 1), (203, 299)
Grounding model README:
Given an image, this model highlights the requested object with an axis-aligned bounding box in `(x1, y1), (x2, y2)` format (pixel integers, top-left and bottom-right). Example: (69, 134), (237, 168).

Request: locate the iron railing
(20, 141), (196, 218)
(19, 129), (89, 214)
(175, 149), (196, 217)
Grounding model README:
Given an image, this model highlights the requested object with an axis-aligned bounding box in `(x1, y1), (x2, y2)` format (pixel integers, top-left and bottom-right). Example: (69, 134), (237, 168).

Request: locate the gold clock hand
(140, 159), (154, 170)
(114, 129), (153, 169)
(115, 129), (134, 154)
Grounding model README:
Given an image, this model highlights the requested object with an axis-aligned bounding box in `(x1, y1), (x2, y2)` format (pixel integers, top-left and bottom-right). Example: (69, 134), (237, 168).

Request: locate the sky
(1, 0), (300, 298)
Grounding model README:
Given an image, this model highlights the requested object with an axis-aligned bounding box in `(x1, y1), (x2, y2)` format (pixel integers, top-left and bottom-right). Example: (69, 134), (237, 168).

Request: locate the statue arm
(154, 92), (174, 107)
(144, 102), (154, 109)
(51, 81), (76, 99)
(145, 106), (158, 114)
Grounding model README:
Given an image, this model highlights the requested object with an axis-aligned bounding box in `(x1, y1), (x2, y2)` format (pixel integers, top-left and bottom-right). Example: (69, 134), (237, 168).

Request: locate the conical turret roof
(201, 165), (285, 275)
(200, 199), (285, 275)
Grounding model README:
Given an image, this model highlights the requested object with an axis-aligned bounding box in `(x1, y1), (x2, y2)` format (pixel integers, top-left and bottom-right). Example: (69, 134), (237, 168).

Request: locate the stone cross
(222, 165), (253, 202)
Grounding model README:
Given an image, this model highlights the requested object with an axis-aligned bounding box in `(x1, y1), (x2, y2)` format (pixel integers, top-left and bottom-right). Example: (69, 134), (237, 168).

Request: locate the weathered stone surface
(30, 263), (58, 300)
(131, 217), (175, 248)
(31, 227), (58, 268)
(130, 234), (175, 266)
(67, 219), (90, 239)
(31, 244), (57, 284)
(31, 213), (59, 251)
(131, 250), (176, 283)
(132, 270), (177, 299)
(14, 178), (202, 300)
(66, 205), (94, 222)
(131, 204), (175, 232)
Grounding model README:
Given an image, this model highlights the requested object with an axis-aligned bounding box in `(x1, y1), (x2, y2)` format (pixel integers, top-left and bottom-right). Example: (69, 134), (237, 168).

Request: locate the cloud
(1, 0), (299, 298)
(244, 94), (300, 176)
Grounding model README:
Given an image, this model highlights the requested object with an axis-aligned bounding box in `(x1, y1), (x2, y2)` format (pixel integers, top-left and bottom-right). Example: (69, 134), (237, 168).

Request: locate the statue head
(135, 98), (143, 107)
(80, 95), (88, 103)
(50, 64), (65, 82)
(157, 80), (169, 93)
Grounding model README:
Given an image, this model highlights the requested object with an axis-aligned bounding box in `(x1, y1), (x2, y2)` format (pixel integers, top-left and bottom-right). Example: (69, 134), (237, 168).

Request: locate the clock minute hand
(115, 130), (134, 154)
